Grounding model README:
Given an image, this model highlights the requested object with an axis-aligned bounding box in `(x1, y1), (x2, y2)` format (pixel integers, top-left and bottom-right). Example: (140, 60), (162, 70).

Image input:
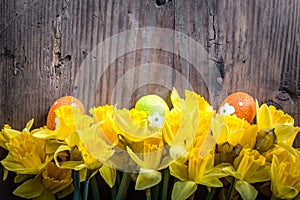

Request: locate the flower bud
(255, 128), (276, 153)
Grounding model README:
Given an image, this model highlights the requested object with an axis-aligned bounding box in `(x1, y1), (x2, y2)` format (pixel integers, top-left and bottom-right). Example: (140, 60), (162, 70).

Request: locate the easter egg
(218, 92), (256, 123)
(135, 95), (169, 129)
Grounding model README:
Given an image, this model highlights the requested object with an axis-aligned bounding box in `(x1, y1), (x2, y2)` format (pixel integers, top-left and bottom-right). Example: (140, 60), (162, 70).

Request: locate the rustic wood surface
(1, 0), (300, 199)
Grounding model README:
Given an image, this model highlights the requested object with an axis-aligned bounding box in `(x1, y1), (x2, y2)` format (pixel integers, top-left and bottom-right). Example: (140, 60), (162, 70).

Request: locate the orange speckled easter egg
(218, 92), (256, 123)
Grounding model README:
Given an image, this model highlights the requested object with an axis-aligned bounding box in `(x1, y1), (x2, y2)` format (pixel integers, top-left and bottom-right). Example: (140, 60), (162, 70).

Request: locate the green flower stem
(162, 168), (170, 200)
(151, 180), (160, 200)
(90, 175), (100, 200)
(111, 183), (117, 200)
(206, 187), (217, 200)
(226, 178), (236, 200)
(116, 171), (129, 200)
(83, 179), (90, 200)
(73, 170), (82, 200)
(146, 188), (151, 200)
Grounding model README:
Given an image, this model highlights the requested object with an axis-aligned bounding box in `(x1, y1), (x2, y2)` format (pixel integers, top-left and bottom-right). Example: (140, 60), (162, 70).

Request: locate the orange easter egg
(218, 92), (256, 123)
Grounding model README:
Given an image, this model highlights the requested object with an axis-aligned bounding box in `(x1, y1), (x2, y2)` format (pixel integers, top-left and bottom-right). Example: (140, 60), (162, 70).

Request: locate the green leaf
(135, 168), (161, 190)
(13, 178), (44, 198)
(235, 180), (258, 200)
(171, 181), (197, 200)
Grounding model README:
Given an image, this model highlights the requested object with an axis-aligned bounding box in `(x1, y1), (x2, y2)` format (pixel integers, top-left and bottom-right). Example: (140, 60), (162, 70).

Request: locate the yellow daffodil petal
(277, 143), (298, 157)
(22, 119), (34, 132)
(1, 156), (48, 174)
(72, 112), (94, 132)
(170, 88), (183, 113)
(32, 128), (57, 139)
(162, 120), (175, 145)
(274, 124), (296, 146)
(222, 165), (242, 180)
(257, 104), (273, 130)
(65, 131), (81, 147)
(170, 90), (200, 147)
(56, 184), (74, 199)
(126, 146), (147, 169)
(171, 181), (197, 200)
(235, 180), (258, 200)
(36, 190), (56, 200)
(239, 125), (258, 148)
(228, 129), (244, 147)
(169, 161), (189, 181)
(170, 143), (187, 160)
(60, 161), (86, 170)
(247, 164), (271, 183)
(14, 174), (31, 183)
(135, 168), (161, 190)
(2, 167), (8, 181)
(80, 124), (115, 163)
(113, 108), (159, 142)
(269, 105), (294, 125)
(13, 178), (44, 199)
(198, 173), (224, 187)
(210, 115), (225, 144)
(99, 163), (116, 188)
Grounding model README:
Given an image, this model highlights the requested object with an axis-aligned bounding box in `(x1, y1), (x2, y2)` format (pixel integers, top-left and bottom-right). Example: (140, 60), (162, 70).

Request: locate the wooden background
(1, 0), (300, 199)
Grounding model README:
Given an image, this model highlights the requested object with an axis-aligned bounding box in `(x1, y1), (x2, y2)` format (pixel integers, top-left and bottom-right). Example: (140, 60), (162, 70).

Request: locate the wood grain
(1, 0), (300, 199)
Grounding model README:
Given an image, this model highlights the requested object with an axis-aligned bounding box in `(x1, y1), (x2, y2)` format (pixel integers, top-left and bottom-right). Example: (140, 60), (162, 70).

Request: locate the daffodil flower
(163, 89), (200, 149)
(211, 114), (251, 147)
(0, 119), (34, 149)
(32, 106), (93, 142)
(13, 162), (73, 199)
(126, 137), (171, 190)
(52, 121), (115, 185)
(90, 105), (123, 147)
(256, 104), (300, 147)
(270, 150), (300, 199)
(170, 148), (229, 200)
(222, 148), (271, 200)
(0, 119), (50, 175)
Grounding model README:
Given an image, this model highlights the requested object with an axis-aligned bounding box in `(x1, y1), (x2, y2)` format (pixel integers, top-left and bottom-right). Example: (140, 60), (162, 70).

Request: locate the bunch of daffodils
(1, 88), (299, 200)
